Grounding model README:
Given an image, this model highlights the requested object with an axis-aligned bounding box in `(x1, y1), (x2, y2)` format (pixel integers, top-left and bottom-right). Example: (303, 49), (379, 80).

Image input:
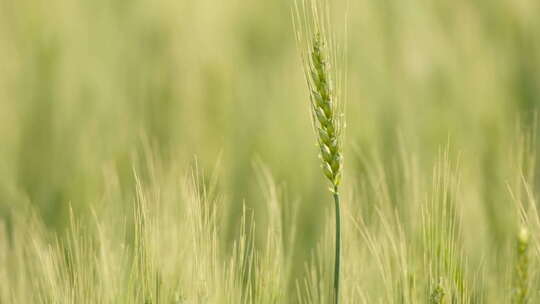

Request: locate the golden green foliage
(0, 0), (540, 303)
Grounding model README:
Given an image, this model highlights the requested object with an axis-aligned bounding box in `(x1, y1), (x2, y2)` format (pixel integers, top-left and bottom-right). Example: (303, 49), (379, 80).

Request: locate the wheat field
(0, 0), (540, 303)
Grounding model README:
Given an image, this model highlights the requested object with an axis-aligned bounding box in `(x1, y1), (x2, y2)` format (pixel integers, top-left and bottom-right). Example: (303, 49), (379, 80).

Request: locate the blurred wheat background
(0, 0), (539, 303)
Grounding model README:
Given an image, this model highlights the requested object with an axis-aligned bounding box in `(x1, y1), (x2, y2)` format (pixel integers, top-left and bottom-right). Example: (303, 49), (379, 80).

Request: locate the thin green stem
(333, 186), (341, 304)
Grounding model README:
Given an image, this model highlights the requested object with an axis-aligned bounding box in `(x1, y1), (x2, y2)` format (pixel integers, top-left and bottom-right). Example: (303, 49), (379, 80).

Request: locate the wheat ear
(514, 226), (529, 304)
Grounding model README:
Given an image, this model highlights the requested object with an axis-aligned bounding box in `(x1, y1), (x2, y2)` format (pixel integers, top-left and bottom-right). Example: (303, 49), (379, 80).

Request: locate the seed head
(293, 0), (346, 191)
(308, 34), (343, 188)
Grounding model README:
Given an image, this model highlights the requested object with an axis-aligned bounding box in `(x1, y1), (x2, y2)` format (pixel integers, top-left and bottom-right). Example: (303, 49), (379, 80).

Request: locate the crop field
(0, 0), (539, 303)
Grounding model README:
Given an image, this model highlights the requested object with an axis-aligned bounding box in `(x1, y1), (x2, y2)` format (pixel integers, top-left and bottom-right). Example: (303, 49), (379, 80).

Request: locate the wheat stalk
(293, 1), (346, 303)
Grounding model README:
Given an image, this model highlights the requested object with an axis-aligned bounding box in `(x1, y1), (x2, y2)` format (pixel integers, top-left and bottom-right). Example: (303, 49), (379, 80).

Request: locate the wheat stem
(333, 186), (341, 304)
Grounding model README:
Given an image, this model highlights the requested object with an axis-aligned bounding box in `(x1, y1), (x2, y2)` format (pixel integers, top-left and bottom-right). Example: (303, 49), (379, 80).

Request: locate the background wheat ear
(514, 226), (529, 304)
(293, 1), (346, 303)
